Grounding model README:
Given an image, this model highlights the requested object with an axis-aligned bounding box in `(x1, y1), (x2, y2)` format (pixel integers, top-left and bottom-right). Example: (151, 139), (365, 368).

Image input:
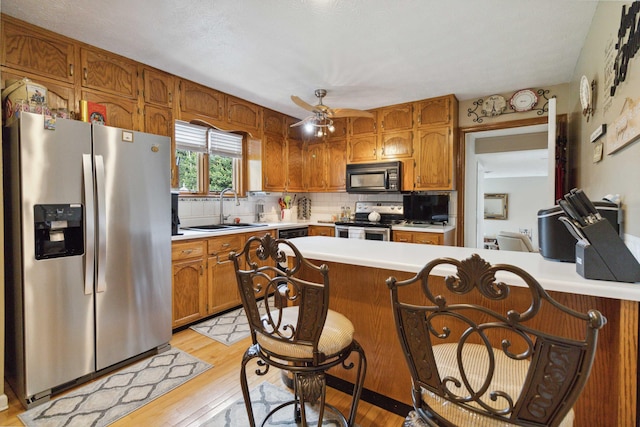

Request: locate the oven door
(363, 227), (390, 241)
(335, 225), (350, 238)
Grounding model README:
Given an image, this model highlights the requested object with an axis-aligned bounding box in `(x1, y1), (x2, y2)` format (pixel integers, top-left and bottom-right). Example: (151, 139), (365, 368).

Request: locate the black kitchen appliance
(171, 191), (181, 235)
(346, 161), (401, 193)
(537, 200), (618, 263)
(403, 193), (449, 224)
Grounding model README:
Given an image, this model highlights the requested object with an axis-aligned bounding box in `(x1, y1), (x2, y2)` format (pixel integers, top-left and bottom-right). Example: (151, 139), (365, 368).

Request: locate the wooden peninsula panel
(307, 259), (636, 427)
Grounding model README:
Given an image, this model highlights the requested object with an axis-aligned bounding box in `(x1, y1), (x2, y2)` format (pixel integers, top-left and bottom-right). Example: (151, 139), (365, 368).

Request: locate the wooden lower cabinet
(308, 225), (335, 237)
(207, 234), (243, 314)
(171, 229), (276, 329)
(393, 229), (454, 246)
(171, 240), (207, 328)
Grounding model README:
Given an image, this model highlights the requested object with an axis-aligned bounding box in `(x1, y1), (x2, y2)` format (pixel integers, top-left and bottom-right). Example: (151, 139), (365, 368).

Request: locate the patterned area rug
(19, 348), (211, 427)
(201, 382), (347, 426)
(191, 300), (265, 345)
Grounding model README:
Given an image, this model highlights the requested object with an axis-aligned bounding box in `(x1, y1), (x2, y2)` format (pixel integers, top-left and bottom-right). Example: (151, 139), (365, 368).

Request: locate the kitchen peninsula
(287, 236), (639, 427)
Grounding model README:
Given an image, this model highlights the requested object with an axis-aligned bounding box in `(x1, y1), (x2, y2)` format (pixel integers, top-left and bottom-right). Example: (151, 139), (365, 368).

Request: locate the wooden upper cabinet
(144, 105), (173, 138)
(328, 117), (348, 139)
(380, 131), (413, 159)
(226, 96), (261, 133)
(264, 109), (286, 135)
(82, 90), (139, 131)
(1, 68), (76, 117)
(304, 141), (326, 191)
(348, 135), (378, 163)
(1, 19), (76, 84)
(287, 138), (305, 192)
(378, 103), (413, 132)
(142, 67), (173, 107)
(416, 95), (452, 128)
(326, 139), (347, 191)
(262, 132), (287, 191)
(80, 47), (137, 99)
(349, 113), (377, 136)
(414, 126), (453, 190)
(178, 79), (224, 122)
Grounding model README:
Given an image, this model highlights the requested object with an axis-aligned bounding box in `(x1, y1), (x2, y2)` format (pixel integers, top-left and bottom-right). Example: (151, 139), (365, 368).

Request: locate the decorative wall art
(610, 1), (640, 97)
(607, 96), (640, 155)
(484, 193), (508, 220)
(467, 89), (553, 123)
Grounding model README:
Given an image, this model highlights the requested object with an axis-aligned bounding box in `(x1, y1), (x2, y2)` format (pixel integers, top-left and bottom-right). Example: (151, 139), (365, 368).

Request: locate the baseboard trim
(326, 374), (412, 417)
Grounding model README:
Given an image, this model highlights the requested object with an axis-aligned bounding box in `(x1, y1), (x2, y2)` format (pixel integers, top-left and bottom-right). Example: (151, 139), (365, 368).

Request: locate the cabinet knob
(83, 67), (88, 81)
(69, 64), (74, 77)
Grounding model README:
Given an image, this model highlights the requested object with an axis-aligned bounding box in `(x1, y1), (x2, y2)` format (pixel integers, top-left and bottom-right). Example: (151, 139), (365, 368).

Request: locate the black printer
(537, 201), (620, 262)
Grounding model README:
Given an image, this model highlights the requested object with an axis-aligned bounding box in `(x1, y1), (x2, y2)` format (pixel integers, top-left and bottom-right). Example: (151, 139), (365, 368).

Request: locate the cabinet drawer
(208, 234), (243, 255)
(413, 232), (443, 245)
(172, 240), (206, 260)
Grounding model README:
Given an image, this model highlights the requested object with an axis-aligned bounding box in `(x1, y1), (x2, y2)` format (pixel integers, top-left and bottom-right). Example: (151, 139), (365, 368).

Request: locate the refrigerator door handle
(82, 154), (95, 295)
(95, 154), (107, 293)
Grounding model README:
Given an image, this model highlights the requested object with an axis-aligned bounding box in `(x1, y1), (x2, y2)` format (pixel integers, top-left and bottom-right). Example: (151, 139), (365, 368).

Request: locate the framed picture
(484, 193), (508, 220)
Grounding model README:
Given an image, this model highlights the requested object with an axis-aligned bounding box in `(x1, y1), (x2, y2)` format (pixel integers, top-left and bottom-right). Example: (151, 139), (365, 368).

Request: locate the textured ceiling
(1, 0), (598, 119)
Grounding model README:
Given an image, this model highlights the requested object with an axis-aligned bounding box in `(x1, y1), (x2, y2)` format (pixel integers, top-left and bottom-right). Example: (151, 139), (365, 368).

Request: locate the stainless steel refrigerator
(3, 112), (172, 408)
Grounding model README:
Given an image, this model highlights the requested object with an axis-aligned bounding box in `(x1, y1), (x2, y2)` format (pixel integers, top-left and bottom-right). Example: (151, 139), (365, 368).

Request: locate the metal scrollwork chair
(387, 254), (606, 427)
(230, 233), (366, 427)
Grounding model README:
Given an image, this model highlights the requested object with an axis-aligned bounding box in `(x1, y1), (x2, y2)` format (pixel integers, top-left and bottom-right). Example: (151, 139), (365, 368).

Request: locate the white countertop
(285, 236), (640, 302)
(172, 222), (301, 241)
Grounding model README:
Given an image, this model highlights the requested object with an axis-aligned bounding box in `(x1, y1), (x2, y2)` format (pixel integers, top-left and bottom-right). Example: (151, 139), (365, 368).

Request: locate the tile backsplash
(178, 192), (457, 227)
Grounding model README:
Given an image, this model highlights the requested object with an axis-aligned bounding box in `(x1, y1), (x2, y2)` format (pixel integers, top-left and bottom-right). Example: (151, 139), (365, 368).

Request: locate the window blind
(174, 121), (207, 153)
(208, 129), (243, 158)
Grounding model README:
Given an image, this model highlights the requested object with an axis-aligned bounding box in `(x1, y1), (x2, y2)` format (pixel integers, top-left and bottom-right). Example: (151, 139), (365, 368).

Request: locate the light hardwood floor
(0, 327), (406, 426)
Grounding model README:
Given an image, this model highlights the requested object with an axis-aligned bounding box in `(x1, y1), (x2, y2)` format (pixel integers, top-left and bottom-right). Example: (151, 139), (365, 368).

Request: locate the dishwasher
(278, 226), (309, 239)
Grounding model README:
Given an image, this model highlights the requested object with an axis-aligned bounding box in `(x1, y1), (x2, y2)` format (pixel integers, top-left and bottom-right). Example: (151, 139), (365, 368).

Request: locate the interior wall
(569, 1), (640, 259)
(0, 0), (8, 410)
(483, 176), (547, 250)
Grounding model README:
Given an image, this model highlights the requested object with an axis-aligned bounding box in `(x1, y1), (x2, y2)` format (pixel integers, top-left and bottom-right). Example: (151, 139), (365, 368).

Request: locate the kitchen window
(175, 120), (243, 195)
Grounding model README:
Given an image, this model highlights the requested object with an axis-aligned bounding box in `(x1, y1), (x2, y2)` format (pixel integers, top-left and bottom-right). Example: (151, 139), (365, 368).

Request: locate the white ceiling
(1, 0), (599, 119)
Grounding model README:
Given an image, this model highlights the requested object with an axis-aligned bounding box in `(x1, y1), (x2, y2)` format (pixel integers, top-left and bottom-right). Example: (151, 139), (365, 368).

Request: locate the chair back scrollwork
(387, 253), (606, 427)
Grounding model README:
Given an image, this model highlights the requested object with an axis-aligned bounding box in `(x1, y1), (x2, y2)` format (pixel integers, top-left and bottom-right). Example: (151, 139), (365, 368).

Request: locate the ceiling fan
(290, 89), (373, 137)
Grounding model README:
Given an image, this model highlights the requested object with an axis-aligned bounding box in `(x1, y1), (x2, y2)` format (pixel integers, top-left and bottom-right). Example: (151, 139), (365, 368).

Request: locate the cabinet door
(82, 90), (139, 130)
(80, 47), (137, 99)
(1, 68), (76, 117)
(347, 135), (378, 163)
(380, 131), (413, 159)
(207, 255), (241, 314)
(264, 109), (285, 135)
(329, 117), (348, 139)
(144, 105), (172, 138)
(172, 257), (206, 328)
(349, 114), (376, 136)
(415, 127), (453, 190)
(305, 141), (326, 191)
(142, 67), (174, 107)
(227, 95), (261, 133)
(378, 103), (413, 132)
(2, 19), (76, 84)
(287, 138), (305, 192)
(416, 96), (451, 127)
(178, 79), (224, 122)
(262, 132), (287, 191)
(326, 139), (347, 191)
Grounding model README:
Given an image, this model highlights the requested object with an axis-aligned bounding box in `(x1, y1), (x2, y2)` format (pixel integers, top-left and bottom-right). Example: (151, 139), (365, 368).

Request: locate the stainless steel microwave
(346, 161), (402, 193)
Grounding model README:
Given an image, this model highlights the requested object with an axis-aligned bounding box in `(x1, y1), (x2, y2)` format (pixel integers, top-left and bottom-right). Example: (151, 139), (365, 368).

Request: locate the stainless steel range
(335, 201), (404, 241)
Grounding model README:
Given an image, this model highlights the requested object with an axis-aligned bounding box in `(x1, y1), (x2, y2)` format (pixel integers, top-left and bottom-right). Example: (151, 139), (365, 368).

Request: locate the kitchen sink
(225, 223), (266, 227)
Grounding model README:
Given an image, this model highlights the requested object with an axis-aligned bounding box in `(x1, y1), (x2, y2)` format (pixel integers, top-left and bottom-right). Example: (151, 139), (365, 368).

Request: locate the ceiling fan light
(327, 124), (335, 133)
(304, 122), (314, 133)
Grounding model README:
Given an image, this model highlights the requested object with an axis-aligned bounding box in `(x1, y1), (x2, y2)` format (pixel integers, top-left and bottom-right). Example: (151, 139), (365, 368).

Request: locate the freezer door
(92, 125), (171, 370)
(8, 112), (95, 400)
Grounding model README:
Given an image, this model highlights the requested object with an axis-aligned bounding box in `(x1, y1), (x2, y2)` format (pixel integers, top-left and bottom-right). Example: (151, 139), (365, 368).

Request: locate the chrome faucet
(219, 187), (240, 224)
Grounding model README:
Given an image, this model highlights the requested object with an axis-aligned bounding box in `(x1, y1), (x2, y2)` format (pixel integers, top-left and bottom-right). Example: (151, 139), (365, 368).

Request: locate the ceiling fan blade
(289, 116), (314, 127)
(291, 95), (316, 112)
(329, 108), (374, 118)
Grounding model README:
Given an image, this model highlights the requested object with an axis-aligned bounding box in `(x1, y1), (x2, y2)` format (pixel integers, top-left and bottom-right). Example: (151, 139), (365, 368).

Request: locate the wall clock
(481, 95), (506, 116)
(580, 75), (592, 117)
(509, 89), (538, 112)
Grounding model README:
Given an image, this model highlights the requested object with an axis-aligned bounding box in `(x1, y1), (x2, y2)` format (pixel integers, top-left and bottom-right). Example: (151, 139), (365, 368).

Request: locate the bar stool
(387, 253), (606, 427)
(230, 233), (366, 427)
